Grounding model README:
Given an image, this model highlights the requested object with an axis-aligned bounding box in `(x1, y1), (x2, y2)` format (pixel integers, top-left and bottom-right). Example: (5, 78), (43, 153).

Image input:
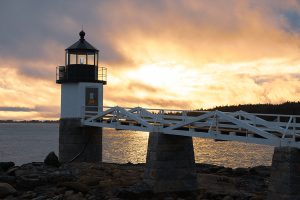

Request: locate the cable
(67, 132), (92, 163)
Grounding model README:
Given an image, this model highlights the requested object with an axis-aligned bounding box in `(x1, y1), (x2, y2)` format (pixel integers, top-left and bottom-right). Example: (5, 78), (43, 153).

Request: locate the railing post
(293, 117), (296, 140)
(182, 111), (187, 122)
(238, 113), (242, 131)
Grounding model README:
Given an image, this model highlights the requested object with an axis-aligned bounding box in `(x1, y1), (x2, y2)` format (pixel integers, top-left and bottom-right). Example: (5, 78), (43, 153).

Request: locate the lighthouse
(56, 30), (106, 162)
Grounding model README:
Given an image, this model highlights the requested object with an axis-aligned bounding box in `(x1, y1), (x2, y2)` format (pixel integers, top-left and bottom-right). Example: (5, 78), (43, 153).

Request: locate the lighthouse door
(85, 88), (98, 114)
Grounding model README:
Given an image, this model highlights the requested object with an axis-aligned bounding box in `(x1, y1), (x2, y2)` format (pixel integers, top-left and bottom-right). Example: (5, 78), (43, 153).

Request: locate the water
(0, 123), (274, 168)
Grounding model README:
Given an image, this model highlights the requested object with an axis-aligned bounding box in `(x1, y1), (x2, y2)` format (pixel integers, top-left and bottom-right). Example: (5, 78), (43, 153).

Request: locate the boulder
(79, 176), (100, 186)
(117, 183), (152, 199)
(0, 182), (17, 198)
(64, 192), (85, 200)
(17, 175), (47, 189)
(32, 195), (47, 200)
(44, 152), (60, 167)
(21, 191), (37, 199)
(0, 162), (15, 172)
(58, 182), (89, 193)
(47, 171), (76, 183)
(6, 166), (19, 176)
(0, 175), (16, 184)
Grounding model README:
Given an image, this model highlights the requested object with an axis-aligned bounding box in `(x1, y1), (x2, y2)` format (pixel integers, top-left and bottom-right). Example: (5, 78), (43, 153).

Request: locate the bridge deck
(82, 106), (300, 148)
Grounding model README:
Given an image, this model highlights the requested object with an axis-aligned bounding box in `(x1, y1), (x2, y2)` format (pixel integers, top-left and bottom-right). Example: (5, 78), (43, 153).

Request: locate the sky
(1, 0), (300, 120)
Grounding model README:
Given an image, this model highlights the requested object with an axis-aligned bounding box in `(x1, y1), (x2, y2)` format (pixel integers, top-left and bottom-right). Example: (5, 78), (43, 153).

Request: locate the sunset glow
(1, 0), (300, 119)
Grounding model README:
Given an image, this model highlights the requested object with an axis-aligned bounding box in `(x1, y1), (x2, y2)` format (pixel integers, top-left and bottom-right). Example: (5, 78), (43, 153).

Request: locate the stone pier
(59, 118), (102, 163)
(144, 132), (198, 193)
(267, 147), (300, 200)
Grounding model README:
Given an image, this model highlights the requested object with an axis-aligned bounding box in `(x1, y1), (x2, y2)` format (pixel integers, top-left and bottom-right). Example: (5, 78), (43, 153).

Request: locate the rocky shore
(0, 153), (270, 200)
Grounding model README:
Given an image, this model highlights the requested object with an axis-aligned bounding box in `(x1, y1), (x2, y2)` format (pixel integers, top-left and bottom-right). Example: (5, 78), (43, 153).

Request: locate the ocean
(0, 123), (274, 168)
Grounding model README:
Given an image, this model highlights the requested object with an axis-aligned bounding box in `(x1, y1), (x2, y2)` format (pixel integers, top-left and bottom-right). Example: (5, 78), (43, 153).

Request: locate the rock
(64, 190), (74, 197)
(86, 194), (97, 200)
(47, 170), (76, 183)
(32, 196), (47, 200)
(163, 197), (175, 200)
(233, 168), (249, 176)
(0, 162), (270, 199)
(64, 192), (85, 200)
(0, 176), (16, 184)
(59, 182), (89, 193)
(21, 191), (37, 199)
(0, 162), (15, 172)
(223, 195), (234, 200)
(217, 167), (233, 175)
(117, 182), (152, 199)
(44, 152), (60, 167)
(17, 175), (47, 189)
(14, 169), (27, 177)
(98, 179), (113, 188)
(249, 166), (270, 177)
(0, 182), (17, 198)
(64, 190), (86, 200)
(126, 162), (134, 165)
(79, 176), (100, 186)
(52, 194), (64, 200)
(6, 166), (19, 176)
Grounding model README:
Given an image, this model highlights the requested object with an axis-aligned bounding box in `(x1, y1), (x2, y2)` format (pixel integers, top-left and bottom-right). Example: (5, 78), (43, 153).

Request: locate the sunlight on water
(193, 138), (274, 168)
(0, 124), (274, 168)
(103, 129), (274, 168)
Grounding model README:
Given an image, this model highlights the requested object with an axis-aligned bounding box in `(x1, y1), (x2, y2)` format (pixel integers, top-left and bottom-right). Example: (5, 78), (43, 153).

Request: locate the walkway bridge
(82, 106), (300, 148)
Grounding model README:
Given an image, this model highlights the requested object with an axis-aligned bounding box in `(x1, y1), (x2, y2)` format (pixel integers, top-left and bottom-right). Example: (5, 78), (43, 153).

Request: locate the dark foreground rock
(0, 161), (270, 200)
(0, 183), (16, 198)
(44, 152), (60, 168)
(0, 162), (15, 172)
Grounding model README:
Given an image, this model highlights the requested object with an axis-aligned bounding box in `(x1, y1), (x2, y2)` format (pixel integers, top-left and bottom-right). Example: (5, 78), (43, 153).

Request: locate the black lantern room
(56, 30), (107, 84)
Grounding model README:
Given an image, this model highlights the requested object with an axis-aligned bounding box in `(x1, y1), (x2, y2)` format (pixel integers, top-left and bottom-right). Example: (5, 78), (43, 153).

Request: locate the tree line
(205, 101), (300, 115)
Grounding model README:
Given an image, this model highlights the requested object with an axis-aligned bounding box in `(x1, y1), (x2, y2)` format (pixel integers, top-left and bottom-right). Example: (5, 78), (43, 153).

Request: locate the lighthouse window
(70, 54), (76, 64)
(85, 88), (98, 107)
(87, 54), (95, 65)
(78, 55), (86, 64)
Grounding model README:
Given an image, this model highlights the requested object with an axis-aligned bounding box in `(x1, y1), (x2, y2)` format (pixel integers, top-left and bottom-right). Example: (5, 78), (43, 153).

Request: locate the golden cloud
(1, 0), (300, 119)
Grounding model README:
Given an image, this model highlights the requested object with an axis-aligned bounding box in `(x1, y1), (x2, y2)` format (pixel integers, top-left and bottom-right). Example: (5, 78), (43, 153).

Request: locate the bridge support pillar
(267, 147), (300, 200)
(144, 132), (198, 193)
(59, 118), (102, 163)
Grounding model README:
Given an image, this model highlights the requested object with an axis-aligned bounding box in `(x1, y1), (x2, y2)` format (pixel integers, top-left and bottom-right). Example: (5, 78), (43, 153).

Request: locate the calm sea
(0, 123), (274, 168)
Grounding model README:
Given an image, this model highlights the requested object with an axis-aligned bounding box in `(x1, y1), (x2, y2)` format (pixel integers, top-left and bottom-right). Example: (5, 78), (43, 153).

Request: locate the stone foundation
(267, 147), (300, 200)
(59, 118), (102, 163)
(144, 132), (198, 193)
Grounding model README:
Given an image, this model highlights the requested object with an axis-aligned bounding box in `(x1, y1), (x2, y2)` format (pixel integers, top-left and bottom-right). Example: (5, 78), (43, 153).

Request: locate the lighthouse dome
(66, 30), (98, 52)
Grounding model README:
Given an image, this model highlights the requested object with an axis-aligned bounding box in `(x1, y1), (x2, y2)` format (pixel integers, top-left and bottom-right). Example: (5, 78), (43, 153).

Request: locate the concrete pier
(144, 132), (198, 193)
(59, 118), (102, 163)
(267, 147), (300, 200)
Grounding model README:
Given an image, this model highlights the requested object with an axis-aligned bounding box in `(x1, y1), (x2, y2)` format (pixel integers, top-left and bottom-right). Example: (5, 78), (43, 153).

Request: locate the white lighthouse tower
(56, 30), (106, 162)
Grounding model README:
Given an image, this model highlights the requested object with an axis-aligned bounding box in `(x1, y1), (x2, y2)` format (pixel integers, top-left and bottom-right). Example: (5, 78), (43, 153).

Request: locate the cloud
(17, 65), (53, 80)
(0, 107), (35, 112)
(1, 0), (300, 119)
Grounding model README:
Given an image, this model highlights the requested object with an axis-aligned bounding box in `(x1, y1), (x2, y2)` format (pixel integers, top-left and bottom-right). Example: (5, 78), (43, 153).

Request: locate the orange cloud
(1, 0), (300, 119)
